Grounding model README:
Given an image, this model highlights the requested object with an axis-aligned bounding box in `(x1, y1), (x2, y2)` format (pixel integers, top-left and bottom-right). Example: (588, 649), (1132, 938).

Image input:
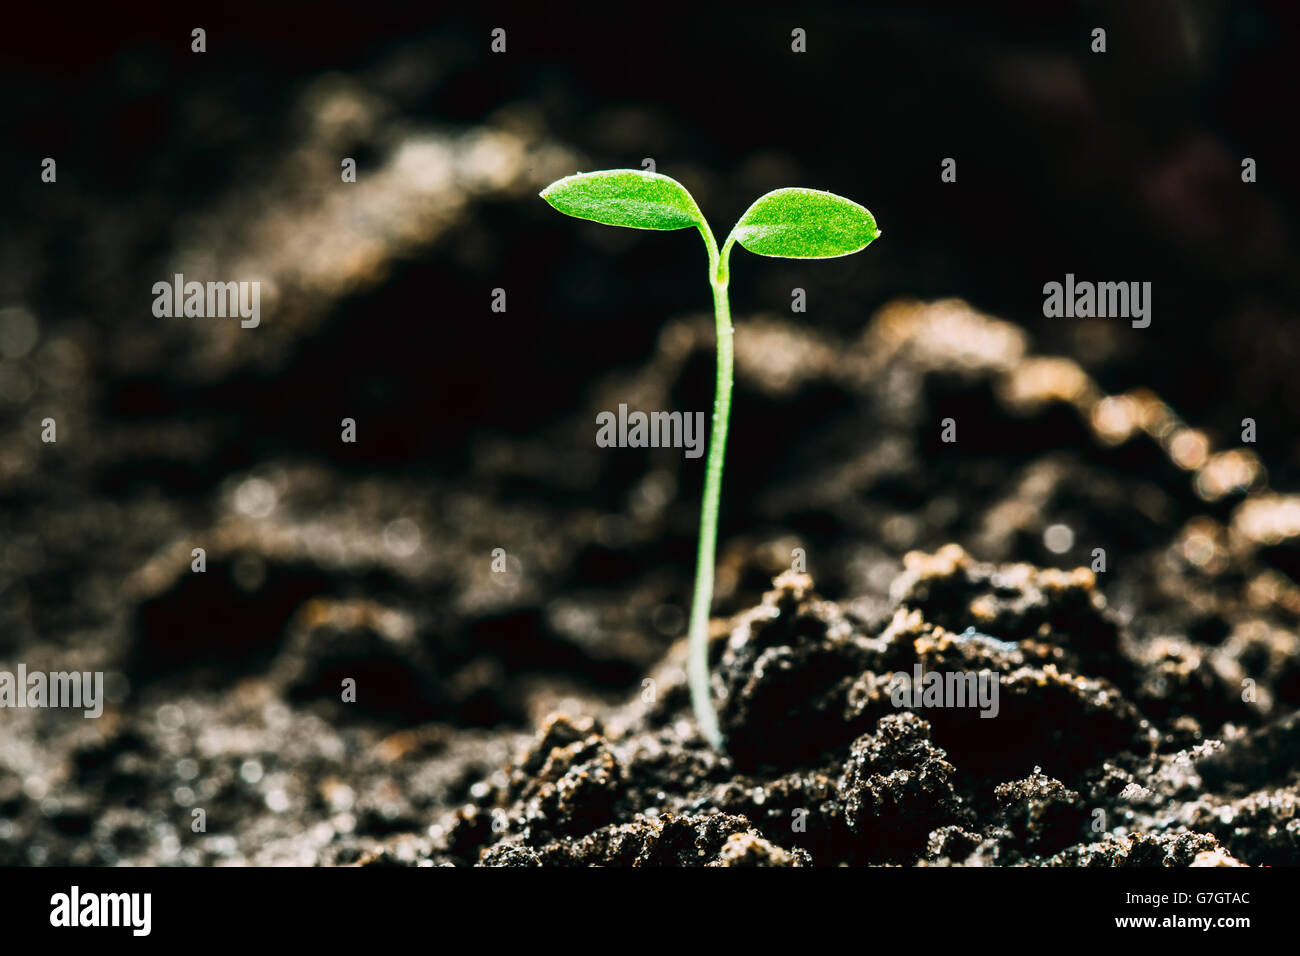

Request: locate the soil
(3, 8), (1299, 869)
(4, 292), (1299, 867)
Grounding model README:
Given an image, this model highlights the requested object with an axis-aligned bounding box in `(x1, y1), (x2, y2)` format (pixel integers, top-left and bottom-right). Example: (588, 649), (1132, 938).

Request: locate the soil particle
(521, 733), (625, 838)
(992, 770), (1088, 857)
(836, 713), (962, 863)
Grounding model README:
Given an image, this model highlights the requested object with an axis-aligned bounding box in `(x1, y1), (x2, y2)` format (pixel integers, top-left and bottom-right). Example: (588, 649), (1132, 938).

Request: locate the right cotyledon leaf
(731, 187), (880, 258)
(539, 169), (707, 231)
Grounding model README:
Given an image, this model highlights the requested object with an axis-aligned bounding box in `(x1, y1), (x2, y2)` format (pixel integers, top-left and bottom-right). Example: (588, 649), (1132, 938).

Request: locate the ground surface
(3, 292), (1299, 866)
(2, 10), (1299, 867)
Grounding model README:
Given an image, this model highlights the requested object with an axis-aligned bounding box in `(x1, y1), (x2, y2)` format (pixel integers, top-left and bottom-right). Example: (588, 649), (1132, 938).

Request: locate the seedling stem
(540, 170), (878, 749)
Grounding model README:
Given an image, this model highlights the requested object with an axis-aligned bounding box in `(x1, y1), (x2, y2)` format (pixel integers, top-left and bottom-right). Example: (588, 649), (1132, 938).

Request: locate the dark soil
(4, 294), (1299, 867)
(3, 6), (1300, 868)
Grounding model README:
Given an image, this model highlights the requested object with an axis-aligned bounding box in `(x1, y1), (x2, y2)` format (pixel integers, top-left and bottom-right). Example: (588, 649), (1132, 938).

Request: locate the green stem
(687, 229), (735, 748)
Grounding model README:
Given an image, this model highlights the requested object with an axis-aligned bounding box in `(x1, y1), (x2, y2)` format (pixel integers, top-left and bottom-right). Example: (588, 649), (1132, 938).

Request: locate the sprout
(541, 169), (880, 747)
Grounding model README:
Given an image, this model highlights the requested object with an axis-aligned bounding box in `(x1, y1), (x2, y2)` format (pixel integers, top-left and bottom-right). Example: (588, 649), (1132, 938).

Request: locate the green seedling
(541, 169), (880, 748)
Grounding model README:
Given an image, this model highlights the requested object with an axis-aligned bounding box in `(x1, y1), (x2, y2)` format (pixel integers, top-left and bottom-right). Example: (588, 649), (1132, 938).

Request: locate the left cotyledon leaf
(540, 169), (706, 230)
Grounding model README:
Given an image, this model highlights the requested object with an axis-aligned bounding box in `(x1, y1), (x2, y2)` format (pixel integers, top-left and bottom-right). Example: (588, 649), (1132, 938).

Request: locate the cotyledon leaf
(539, 169), (706, 231)
(730, 187), (880, 258)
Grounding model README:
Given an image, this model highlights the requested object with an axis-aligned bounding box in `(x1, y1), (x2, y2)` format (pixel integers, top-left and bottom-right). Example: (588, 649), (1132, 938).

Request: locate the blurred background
(1, 1), (1299, 864)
